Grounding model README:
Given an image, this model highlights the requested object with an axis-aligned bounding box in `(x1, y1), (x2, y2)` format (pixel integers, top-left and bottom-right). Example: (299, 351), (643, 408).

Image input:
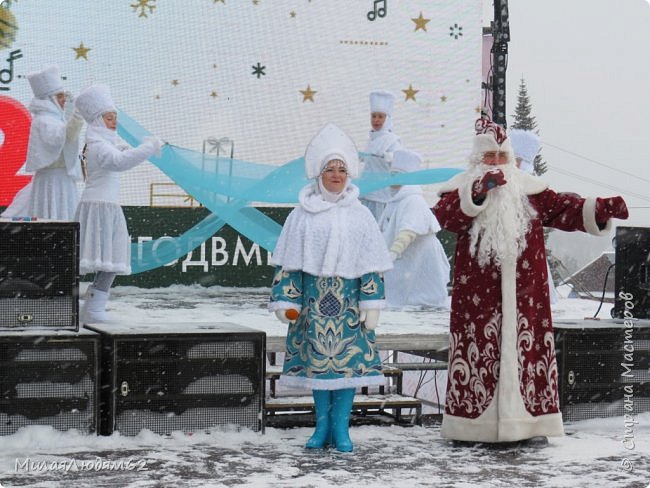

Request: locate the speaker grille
(0, 333), (98, 435)
(555, 325), (650, 421)
(0, 222), (79, 330)
(89, 324), (265, 436)
(613, 226), (650, 320)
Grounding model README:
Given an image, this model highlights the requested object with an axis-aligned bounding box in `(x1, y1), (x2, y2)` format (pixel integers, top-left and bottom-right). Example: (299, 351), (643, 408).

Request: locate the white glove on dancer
(143, 136), (165, 157)
(63, 91), (78, 122)
(360, 309), (380, 330)
(389, 229), (417, 261)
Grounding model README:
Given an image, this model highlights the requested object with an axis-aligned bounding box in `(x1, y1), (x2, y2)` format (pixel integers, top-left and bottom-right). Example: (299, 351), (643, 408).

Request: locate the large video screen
(1, 1), (481, 205)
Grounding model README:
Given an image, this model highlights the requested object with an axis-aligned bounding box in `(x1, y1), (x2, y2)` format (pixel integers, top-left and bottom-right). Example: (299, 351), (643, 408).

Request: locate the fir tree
(511, 78), (548, 176)
(511, 78), (557, 286)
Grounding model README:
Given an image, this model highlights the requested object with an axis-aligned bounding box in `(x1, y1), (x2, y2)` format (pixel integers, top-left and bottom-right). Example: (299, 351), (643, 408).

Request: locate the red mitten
(595, 196), (629, 223)
(472, 169), (507, 197)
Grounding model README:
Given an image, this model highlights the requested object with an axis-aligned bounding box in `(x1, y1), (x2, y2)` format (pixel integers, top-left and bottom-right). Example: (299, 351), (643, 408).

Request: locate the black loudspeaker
(86, 322), (265, 436)
(0, 221), (79, 331)
(554, 322), (650, 421)
(0, 328), (99, 435)
(613, 226), (650, 320)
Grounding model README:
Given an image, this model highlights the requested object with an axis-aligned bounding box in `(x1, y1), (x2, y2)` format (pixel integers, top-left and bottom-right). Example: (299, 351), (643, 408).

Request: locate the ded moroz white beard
(468, 163), (537, 268)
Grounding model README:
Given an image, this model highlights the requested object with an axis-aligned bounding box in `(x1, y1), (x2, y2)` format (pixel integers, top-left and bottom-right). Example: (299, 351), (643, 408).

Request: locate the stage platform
(80, 284), (650, 357)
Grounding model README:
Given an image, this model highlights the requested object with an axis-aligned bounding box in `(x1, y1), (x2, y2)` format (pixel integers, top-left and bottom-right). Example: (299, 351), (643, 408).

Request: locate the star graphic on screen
(402, 84), (419, 101)
(290, 10), (296, 18)
(171, 79), (179, 86)
(252, 63), (266, 78)
(411, 12), (431, 32)
(72, 42), (91, 60)
(300, 85), (317, 102)
(440, 95), (447, 102)
(210, 91), (218, 99)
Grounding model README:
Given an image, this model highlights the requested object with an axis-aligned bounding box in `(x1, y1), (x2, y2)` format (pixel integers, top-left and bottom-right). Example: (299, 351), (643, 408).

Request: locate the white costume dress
(75, 123), (160, 275)
(379, 185), (450, 308)
(2, 98), (83, 219)
(360, 127), (402, 220)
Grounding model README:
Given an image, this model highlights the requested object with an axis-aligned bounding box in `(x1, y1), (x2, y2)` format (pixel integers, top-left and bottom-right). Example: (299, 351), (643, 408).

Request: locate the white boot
(80, 286), (114, 324)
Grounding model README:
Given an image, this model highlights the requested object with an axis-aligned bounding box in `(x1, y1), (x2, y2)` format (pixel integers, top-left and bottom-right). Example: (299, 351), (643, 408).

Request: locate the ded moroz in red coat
(433, 170), (612, 443)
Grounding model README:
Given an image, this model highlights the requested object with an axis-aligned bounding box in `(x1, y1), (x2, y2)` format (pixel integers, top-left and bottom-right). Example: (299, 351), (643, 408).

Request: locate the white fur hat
(509, 129), (540, 174)
(369, 90), (395, 116)
(75, 84), (117, 123)
(304, 123), (360, 179)
(391, 149), (421, 173)
(27, 65), (64, 99)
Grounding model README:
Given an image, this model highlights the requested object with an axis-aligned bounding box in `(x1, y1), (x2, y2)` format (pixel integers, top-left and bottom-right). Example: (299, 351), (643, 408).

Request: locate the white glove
(383, 151), (394, 163)
(64, 91), (75, 106)
(361, 309), (380, 330)
(63, 91), (76, 121)
(275, 309), (291, 324)
(389, 229), (417, 261)
(143, 136), (164, 157)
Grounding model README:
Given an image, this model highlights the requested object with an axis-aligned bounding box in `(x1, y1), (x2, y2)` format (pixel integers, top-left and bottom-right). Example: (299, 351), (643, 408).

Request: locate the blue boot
(306, 390), (333, 449)
(331, 388), (355, 452)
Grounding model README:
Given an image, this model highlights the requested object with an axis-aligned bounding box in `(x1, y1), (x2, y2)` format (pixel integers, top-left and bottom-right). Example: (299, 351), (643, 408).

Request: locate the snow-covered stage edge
(0, 286), (649, 488)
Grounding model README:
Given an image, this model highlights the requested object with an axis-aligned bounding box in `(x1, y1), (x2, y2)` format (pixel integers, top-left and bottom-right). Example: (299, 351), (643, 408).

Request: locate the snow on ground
(0, 285), (648, 488)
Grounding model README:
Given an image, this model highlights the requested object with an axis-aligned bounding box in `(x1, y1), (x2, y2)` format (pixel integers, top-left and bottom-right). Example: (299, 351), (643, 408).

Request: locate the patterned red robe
(433, 171), (611, 442)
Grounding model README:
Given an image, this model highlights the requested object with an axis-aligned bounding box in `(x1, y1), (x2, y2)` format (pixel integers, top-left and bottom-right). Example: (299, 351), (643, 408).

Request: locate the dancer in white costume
(378, 149), (450, 308)
(359, 90), (402, 220)
(509, 128), (559, 304)
(74, 84), (163, 323)
(2, 65), (83, 220)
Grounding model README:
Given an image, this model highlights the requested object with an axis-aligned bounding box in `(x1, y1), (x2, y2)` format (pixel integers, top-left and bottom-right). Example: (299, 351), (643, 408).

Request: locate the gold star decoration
(290, 10), (296, 18)
(213, 0), (225, 3)
(300, 85), (317, 102)
(440, 95), (447, 102)
(72, 42), (91, 60)
(171, 79), (179, 86)
(252, 0), (260, 4)
(411, 12), (430, 32)
(402, 84), (419, 101)
(210, 91), (218, 99)
(475, 106), (482, 113)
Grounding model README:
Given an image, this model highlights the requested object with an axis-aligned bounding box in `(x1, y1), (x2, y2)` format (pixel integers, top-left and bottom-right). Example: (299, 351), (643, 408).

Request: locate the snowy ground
(0, 285), (648, 488)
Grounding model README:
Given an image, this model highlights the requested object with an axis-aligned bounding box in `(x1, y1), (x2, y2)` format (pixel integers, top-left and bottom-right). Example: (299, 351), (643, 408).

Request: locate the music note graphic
(0, 49), (22, 90)
(367, 0), (387, 21)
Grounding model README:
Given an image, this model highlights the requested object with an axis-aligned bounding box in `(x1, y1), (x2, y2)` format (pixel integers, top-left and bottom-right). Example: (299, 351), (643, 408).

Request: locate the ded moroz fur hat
(470, 115), (514, 164)
(27, 65), (64, 99)
(75, 84), (117, 123)
(304, 123), (360, 179)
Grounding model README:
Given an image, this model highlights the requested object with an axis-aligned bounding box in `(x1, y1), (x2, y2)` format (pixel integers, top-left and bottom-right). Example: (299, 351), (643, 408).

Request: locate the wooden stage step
(265, 393), (422, 426)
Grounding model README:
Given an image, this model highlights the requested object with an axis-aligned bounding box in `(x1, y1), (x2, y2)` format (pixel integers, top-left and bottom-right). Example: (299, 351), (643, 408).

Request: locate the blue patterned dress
(271, 268), (386, 390)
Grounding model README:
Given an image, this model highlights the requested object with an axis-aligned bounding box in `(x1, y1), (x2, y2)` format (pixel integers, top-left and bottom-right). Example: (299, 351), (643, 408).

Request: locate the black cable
(593, 263), (615, 319)
(543, 141), (650, 186)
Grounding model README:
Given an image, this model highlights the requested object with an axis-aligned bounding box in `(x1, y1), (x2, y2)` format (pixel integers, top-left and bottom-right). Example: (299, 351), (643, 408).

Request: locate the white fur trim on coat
(582, 197), (612, 236)
(271, 183), (393, 279)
